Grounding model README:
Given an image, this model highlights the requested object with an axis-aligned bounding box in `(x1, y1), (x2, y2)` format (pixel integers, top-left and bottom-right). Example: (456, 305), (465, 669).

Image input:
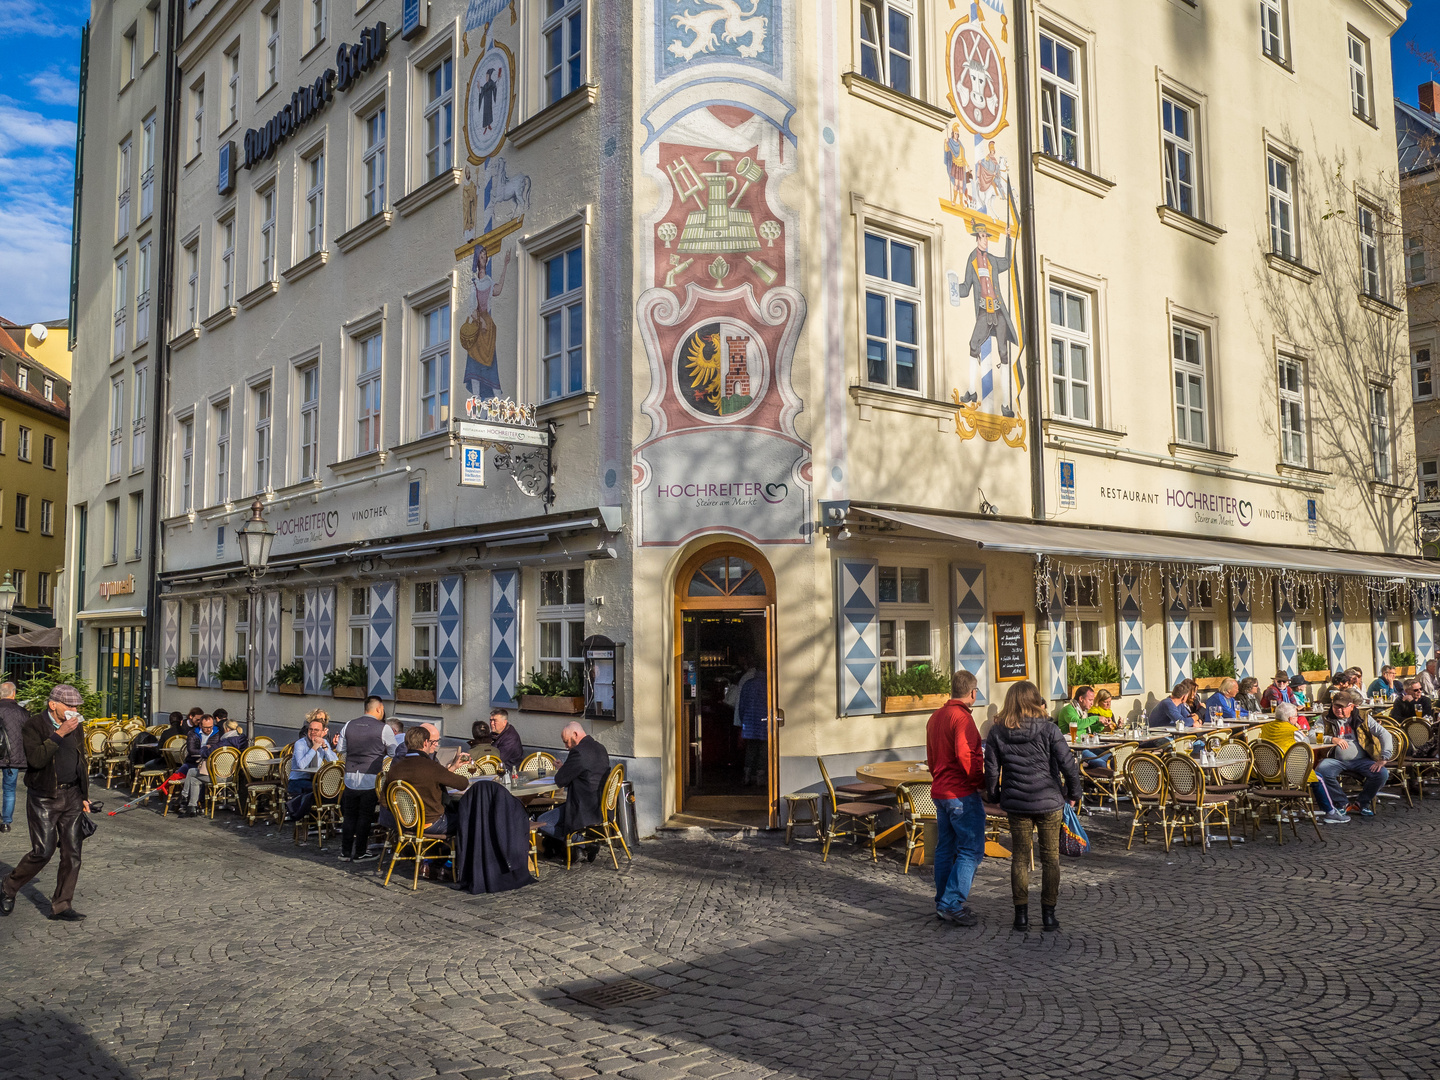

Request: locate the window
(184, 240), (199, 327)
(1369, 385), (1391, 482)
(349, 586), (369, 662)
(307, 0), (326, 52)
(122, 26), (137, 85)
(42, 433), (55, 469)
(253, 383), (272, 493)
(219, 216), (236, 307)
(541, 245), (584, 400)
(1406, 234), (1428, 286)
(355, 332), (382, 454)
(1162, 95), (1198, 217)
(1358, 201), (1383, 299)
(109, 379), (124, 478)
(1278, 356), (1307, 466)
(1420, 458), (1439, 503)
(1172, 323), (1207, 447)
(304, 148), (325, 254)
(859, 0), (914, 97)
(1038, 32), (1082, 167)
(37, 572), (51, 609)
(214, 401), (231, 504)
(41, 499), (54, 537)
(128, 493), (142, 557)
(132, 367), (147, 469)
(412, 581), (438, 671)
(17, 426), (31, 462)
(226, 46), (240, 128)
(1064, 619), (1103, 666)
(42, 378), (53, 402)
(361, 106), (386, 219)
(543, 0), (584, 105)
(423, 57), (454, 181)
(191, 79), (205, 159)
(1192, 617), (1218, 661)
(1267, 152), (1295, 259)
(117, 138), (132, 240)
(292, 592), (307, 660)
(141, 115), (155, 221)
(1048, 286), (1092, 423)
(9, 571), (24, 607)
(538, 568), (585, 677)
(0, 417), (5, 453)
(148, 3), (160, 57)
(15, 367), (27, 393)
(258, 186), (276, 283)
(419, 305), (451, 433)
(1260, 0), (1287, 64)
(863, 231), (922, 392)
(1348, 31), (1372, 122)
(264, 5), (280, 90)
(1062, 574), (1099, 610)
(179, 417), (194, 513)
(1414, 347), (1433, 401)
(14, 494), (29, 532)
(298, 362), (320, 480)
(113, 255), (128, 357)
(136, 237), (151, 343)
(876, 565), (933, 675)
(188, 601), (201, 659)
(235, 595), (250, 659)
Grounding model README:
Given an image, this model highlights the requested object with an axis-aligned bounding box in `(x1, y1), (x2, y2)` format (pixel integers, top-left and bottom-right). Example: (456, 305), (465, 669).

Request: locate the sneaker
(339, 855), (353, 862)
(937, 907), (979, 927)
(1354, 805), (1375, 818)
(354, 851), (379, 863)
(1319, 810), (1350, 824)
(1346, 803), (1361, 814)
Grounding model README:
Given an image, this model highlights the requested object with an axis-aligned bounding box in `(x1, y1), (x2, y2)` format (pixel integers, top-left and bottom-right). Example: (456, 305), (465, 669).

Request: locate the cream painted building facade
(131, 0), (1422, 835)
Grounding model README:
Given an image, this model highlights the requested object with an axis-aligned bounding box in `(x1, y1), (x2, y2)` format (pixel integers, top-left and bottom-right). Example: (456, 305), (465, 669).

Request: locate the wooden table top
(855, 761), (932, 790)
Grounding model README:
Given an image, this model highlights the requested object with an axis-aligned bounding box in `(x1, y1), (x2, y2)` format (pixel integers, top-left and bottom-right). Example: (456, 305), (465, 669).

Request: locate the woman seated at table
(1236, 677), (1262, 715)
(1087, 689), (1119, 732)
(1288, 675), (1310, 709)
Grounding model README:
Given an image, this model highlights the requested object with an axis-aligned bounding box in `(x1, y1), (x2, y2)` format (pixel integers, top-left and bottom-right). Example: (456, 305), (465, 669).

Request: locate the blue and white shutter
(1324, 581), (1346, 672)
(367, 582), (396, 699)
(490, 570), (519, 706)
(162, 600), (180, 683)
(196, 598), (212, 686)
(1371, 598), (1390, 677)
(1274, 579), (1299, 676)
(436, 574), (464, 705)
(263, 591), (281, 692)
(1412, 587), (1435, 668)
(1229, 577), (1254, 681)
(951, 564), (988, 707)
(1045, 566), (1067, 701)
(316, 587), (336, 691)
(1165, 574), (1192, 687)
(1115, 572), (1145, 697)
(302, 588), (321, 694)
(836, 559), (881, 715)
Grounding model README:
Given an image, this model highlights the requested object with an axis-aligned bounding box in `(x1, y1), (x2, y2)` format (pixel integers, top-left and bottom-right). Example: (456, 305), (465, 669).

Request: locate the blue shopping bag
(1059, 802), (1090, 857)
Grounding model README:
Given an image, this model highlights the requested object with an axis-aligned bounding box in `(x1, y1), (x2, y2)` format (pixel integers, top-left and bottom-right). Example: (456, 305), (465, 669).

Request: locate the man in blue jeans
(0, 681), (29, 834)
(925, 669), (986, 926)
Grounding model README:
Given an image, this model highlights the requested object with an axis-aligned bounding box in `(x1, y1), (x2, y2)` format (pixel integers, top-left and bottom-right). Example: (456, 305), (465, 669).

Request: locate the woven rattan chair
(1122, 752), (1169, 850)
(818, 755), (889, 801)
(203, 746), (242, 818)
(520, 751), (559, 774)
(294, 761), (345, 846)
(1080, 742), (1138, 814)
(1245, 740), (1315, 843)
(451, 758), (480, 779)
(564, 763), (632, 869)
(121, 718), (145, 735)
(252, 735), (276, 749)
(240, 746), (285, 825)
(895, 780), (935, 874)
(818, 758), (888, 862)
(1164, 754), (1236, 850)
(1206, 740), (1256, 833)
(1404, 719), (1440, 795)
(1381, 726), (1412, 809)
(781, 791), (821, 844)
(383, 780), (454, 889)
(472, 753), (504, 776)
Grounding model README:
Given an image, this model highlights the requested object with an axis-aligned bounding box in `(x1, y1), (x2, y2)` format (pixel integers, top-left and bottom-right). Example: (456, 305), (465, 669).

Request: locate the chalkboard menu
(992, 613), (1028, 682)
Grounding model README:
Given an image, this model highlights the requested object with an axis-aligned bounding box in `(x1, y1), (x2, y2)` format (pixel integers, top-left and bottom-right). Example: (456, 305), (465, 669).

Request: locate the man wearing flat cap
(0, 685), (93, 921)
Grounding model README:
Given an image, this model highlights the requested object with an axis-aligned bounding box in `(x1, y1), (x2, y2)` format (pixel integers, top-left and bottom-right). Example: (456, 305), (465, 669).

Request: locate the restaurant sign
(98, 574), (137, 600)
(1097, 480), (1313, 538)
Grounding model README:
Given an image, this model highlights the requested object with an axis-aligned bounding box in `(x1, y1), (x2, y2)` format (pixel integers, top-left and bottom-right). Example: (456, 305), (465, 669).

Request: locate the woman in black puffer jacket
(984, 680), (1082, 933)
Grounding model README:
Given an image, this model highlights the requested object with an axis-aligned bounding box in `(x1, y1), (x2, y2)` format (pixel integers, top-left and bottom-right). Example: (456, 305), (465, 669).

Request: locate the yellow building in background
(0, 318), (72, 382)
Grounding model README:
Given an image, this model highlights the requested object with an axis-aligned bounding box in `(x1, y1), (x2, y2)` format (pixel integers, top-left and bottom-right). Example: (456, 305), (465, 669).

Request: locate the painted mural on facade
(941, 1), (1026, 450)
(635, 0), (810, 547)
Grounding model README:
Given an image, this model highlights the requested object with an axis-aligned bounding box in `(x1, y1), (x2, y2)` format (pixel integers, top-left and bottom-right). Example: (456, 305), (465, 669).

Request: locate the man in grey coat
(0, 681), (29, 834)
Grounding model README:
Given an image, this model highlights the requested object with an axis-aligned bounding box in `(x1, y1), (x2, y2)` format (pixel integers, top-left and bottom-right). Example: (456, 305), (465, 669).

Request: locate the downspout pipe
(1012, 0), (1046, 522)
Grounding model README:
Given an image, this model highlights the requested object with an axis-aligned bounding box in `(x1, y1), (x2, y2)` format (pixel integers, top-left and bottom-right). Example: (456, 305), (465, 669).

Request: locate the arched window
(687, 556), (768, 598)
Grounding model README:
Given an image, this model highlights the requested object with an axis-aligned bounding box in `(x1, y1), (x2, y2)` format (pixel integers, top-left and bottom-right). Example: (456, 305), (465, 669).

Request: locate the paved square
(2, 786), (1438, 1080)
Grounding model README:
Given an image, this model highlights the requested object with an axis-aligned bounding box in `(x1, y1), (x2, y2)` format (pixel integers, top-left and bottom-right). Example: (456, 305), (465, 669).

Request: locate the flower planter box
(330, 685), (365, 699)
(882, 693), (950, 714)
(1192, 676), (1229, 691)
(1300, 669), (1331, 684)
(1397, 665), (1417, 677)
(277, 683), (304, 696)
(518, 694), (585, 715)
(176, 677), (198, 688)
(396, 688), (436, 704)
(1068, 683), (1120, 698)
(221, 680), (247, 692)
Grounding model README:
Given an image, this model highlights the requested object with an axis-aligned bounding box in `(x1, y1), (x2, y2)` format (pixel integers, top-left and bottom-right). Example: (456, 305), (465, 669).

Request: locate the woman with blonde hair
(983, 680), (1082, 933)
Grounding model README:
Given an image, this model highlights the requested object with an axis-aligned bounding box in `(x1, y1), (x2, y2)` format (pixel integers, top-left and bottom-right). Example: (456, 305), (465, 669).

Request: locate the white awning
(76, 606), (147, 621)
(860, 508), (1440, 581)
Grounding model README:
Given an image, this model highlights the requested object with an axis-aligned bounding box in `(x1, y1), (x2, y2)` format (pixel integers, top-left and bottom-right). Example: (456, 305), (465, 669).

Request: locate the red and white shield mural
(946, 21), (1008, 138)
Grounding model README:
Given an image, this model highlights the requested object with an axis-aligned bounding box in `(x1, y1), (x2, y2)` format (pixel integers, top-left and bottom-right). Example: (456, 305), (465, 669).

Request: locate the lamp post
(0, 572), (16, 681)
(235, 499), (275, 744)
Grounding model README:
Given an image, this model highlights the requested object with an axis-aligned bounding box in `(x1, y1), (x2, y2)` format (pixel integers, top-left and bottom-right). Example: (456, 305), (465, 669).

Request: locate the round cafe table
(853, 761), (1010, 861)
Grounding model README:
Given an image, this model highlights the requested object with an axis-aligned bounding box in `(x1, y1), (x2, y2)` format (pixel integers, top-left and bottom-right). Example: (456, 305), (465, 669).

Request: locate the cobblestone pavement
(3, 785), (1440, 1080)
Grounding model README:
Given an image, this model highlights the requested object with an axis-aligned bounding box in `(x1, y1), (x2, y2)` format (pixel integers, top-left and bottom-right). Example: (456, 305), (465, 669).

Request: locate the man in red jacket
(926, 669), (985, 926)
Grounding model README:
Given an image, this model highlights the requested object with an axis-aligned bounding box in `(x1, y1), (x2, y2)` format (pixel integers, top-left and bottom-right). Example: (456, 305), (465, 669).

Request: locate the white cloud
(0, 0), (80, 38)
(27, 68), (79, 108)
(0, 103), (76, 155)
(0, 98), (78, 320)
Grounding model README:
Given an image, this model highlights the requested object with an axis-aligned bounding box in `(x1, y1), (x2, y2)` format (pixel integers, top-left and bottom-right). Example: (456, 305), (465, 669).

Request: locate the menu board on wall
(992, 613), (1028, 682)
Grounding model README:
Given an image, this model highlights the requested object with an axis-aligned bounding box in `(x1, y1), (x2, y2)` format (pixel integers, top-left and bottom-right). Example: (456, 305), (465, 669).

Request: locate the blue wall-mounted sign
(218, 140), (236, 195)
(402, 0), (427, 39)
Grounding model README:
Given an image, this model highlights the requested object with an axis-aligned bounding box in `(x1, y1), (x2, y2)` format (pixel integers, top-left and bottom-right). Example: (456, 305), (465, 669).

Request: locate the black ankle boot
(1012, 906), (1029, 931)
(1041, 905), (1060, 932)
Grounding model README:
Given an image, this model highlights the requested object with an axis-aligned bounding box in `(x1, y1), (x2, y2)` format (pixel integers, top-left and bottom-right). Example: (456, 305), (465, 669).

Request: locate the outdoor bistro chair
(894, 780), (936, 874)
(1207, 740), (1255, 829)
(202, 746), (243, 818)
(818, 755), (889, 801)
(1163, 754), (1237, 851)
(240, 746), (285, 826)
(158, 737), (189, 816)
(1380, 726), (1412, 810)
(564, 763), (632, 870)
(520, 751), (559, 774)
(252, 735), (276, 749)
(294, 761), (346, 847)
(1122, 752), (1169, 850)
(383, 780), (454, 890)
(817, 757), (888, 862)
(102, 729), (133, 789)
(1404, 719), (1440, 795)
(1080, 742), (1138, 815)
(472, 753), (504, 776)
(84, 729), (110, 777)
(1246, 740), (1321, 843)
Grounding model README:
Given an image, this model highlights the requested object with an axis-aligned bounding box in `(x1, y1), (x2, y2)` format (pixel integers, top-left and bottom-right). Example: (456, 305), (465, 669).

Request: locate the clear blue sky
(0, 3), (1436, 323)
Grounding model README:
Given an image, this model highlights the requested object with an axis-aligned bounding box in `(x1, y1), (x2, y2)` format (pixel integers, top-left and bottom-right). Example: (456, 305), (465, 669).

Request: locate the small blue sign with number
(1059, 461), (1076, 509)
(461, 445), (485, 487)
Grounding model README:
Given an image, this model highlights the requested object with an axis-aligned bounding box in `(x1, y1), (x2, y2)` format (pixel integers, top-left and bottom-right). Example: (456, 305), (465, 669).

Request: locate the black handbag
(78, 814), (98, 840)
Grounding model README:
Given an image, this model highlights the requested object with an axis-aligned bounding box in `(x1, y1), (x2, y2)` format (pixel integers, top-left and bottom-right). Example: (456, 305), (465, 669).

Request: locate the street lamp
(0, 572), (16, 681)
(235, 499), (275, 744)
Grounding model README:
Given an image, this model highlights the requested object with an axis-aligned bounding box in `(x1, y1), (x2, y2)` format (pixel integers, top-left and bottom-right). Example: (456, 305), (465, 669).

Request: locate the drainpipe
(1012, 0), (1046, 522)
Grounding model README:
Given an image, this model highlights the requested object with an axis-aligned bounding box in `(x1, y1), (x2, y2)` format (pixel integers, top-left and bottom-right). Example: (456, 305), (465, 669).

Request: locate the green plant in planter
(1065, 654), (1121, 687)
(396, 666), (437, 691)
(269, 659), (305, 687)
(880, 663), (950, 699)
(1389, 647), (1417, 668)
(168, 658), (199, 679)
(322, 660), (369, 689)
(216, 656), (249, 682)
(18, 663), (103, 717)
(515, 668), (584, 697)
(1191, 653), (1237, 679)
(1297, 649), (1329, 672)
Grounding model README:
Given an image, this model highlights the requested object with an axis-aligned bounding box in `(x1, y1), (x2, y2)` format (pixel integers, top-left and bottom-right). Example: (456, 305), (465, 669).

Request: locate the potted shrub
(269, 659), (306, 695)
(881, 663), (951, 713)
(1389, 647), (1418, 677)
(1298, 649), (1330, 683)
(217, 656), (248, 692)
(395, 666), (437, 704)
(169, 659), (199, 688)
(323, 660), (368, 699)
(1191, 653), (1237, 691)
(516, 669), (585, 714)
(1066, 655), (1121, 699)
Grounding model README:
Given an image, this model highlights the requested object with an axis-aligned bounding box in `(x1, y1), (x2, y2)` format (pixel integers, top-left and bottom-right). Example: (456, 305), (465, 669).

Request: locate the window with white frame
(235, 595), (250, 659)
(1369, 384), (1391, 482)
(225, 45), (240, 128)
(304, 147), (325, 254)
(15, 367), (26, 393)
(306, 0), (326, 53)
(543, 0), (584, 105)
(1062, 572), (1104, 665)
(12, 494), (29, 532)
(1186, 578), (1217, 662)
(122, 25), (137, 86)
(1162, 94), (1199, 217)
(1048, 285), (1092, 423)
(1267, 151), (1296, 260)
(538, 568), (585, 677)
(37, 571), (51, 609)
(877, 565), (933, 675)
(132, 366), (147, 470)
(42, 433), (55, 467)
(113, 255), (128, 357)
(213, 400), (231, 505)
(253, 383), (272, 494)
(1348, 30), (1372, 122)
(1406, 234), (1428, 285)
(188, 601), (201, 659)
(43, 379), (53, 403)
(412, 581), (438, 671)
(219, 215), (236, 307)
(863, 231), (922, 393)
(298, 361), (319, 480)
(190, 78), (205, 159)
(1260, 0), (1288, 65)
(117, 137), (132, 240)
(1358, 200), (1383, 299)
(361, 105), (386, 220)
(140, 115), (156, 221)
(541, 245), (584, 400)
(17, 426), (30, 462)
(41, 497), (55, 538)
(859, 0), (914, 97)
(264, 4), (280, 90)
(1171, 322), (1208, 447)
(418, 304), (451, 433)
(292, 591), (307, 661)
(1278, 355), (1307, 467)
(258, 185), (276, 283)
(1420, 458), (1439, 503)
(1414, 347), (1433, 401)
(348, 586), (369, 662)
(109, 378), (124, 479)
(423, 56), (454, 181)
(1063, 573), (1100, 610)
(1038, 31), (1082, 167)
(136, 238), (151, 344)
(354, 332), (382, 455)
(179, 417), (194, 513)
(184, 240), (199, 327)
(103, 500), (116, 559)
(147, 3), (160, 57)
(128, 493), (142, 557)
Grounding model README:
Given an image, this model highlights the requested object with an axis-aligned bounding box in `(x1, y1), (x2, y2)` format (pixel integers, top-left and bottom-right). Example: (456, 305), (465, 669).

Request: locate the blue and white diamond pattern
(437, 575), (464, 705)
(1046, 567), (1067, 701)
(162, 600), (179, 684)
(1274, 579), (1298, 677)
(1116, 573), (1144, 696)
(367, 582), (396, 699)
(1412, 588), (1435, 668)
(1165, 575), (1192, 687)
(197, 597), (213, 687)
(952, 565), (989, 707)
(315, 587), (336, 691)
(1229, 577), (1253, 681)
(1325, 581), (1346, 671)
(264, 592), (281, 692)
(302, 588), (320, 694)
(491, 570), (519, 706)
(838, 559), (881, 715)
(1371, 599), (1390, 678)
